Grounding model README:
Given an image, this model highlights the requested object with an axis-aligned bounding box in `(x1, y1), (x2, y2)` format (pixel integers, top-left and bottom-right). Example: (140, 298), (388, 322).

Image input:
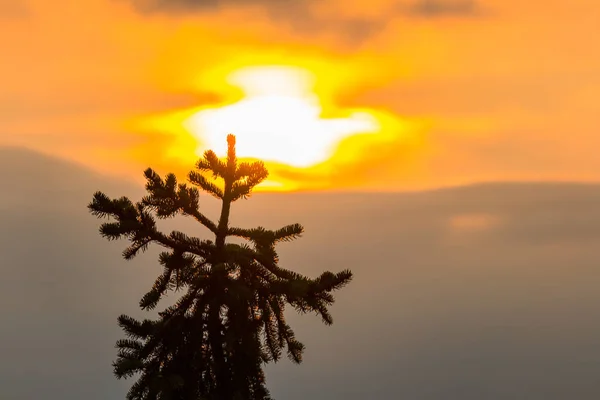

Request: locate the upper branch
(89, 191), (214, 260)
(142, 168), (218, 233)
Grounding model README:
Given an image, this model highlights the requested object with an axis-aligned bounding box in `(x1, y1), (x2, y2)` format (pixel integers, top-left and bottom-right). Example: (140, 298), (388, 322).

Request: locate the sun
(183, 66), (380, 168)
(125, 63), (425, 191)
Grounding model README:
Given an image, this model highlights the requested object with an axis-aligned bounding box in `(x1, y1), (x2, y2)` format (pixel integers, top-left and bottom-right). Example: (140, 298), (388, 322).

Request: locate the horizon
(4, 143), (600, 195)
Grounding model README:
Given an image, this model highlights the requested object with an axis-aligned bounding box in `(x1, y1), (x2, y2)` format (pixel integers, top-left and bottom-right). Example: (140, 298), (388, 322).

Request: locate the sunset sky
(2, 0), (599, 190)
(3, 2), (600, 399)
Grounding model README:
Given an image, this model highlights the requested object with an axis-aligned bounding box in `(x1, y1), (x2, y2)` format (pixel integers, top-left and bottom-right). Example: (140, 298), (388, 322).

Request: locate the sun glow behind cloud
(128, 62), (424, 191)
(184, 66), (380, 167)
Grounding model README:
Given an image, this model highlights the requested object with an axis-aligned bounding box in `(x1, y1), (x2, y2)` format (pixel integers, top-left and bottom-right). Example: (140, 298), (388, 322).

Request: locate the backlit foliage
(89, 135), (353, 400)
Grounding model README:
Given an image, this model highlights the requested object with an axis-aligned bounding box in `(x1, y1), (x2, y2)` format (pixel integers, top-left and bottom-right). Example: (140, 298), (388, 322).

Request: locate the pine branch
(188, 171), (224, 200)
(196, 150), (228, 179)
(142, 168), (219, 233)
(177, 184), (218, 233)
(89, 134), (354, 400)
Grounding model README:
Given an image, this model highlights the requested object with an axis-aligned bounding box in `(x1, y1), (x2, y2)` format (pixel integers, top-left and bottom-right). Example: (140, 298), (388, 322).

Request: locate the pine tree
(89, 135), (353, 400)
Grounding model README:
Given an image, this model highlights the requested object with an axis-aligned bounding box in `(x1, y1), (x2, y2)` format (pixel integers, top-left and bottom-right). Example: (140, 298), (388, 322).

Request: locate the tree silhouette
(88, 135), (353, 400)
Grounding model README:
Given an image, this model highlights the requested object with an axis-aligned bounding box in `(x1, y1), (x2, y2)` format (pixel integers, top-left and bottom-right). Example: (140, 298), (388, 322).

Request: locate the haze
(2, 149), (600, 399)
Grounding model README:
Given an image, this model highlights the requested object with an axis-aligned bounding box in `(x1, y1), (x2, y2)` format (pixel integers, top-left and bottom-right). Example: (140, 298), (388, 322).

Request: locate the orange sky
(1, 0), (599, 191)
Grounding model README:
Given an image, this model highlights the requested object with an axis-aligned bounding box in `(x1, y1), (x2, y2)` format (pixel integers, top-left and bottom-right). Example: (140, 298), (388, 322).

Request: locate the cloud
(130, 0), (482, 19)
(448, 212), (502, 233)
(407, 0), (480, 17)
(126, 0), (387, 45)
(126, 0), (482, 47)
(131, 0), (306, 13)
(3, 148), (600, 399)
(129, 0), (319, 26)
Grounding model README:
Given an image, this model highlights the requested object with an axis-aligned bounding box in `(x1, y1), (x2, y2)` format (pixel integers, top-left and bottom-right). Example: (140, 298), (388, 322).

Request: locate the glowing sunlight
(184, 66), (380, 167)
(127, 63), (424, 191)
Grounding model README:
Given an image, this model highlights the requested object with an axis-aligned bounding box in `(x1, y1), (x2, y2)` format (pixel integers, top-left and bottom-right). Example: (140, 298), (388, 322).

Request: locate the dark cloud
(127, 0), (385, 46)
(3, 148), (600, 399)
(128, 0), (318, 23)
(131, 0), (303, 13)
(127, 0), (482, 48)
(121, 1), (490, 57)
(407, 0), (480, 17)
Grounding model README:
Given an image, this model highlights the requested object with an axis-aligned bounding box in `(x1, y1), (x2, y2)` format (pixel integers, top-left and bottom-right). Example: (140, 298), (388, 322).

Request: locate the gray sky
(2, 147), (600, 399)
